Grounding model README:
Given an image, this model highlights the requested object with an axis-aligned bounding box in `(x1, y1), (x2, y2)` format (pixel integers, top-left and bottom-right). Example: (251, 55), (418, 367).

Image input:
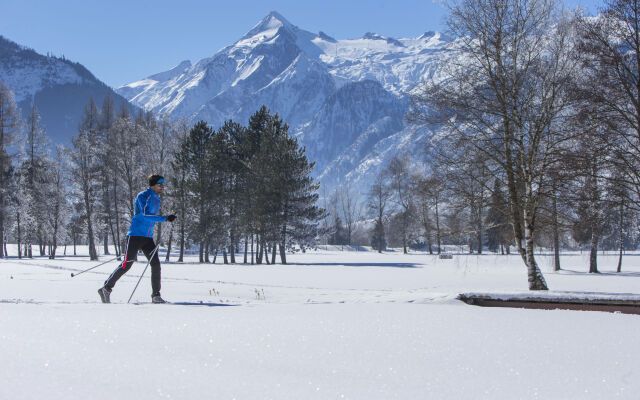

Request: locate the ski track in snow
(6, 256), (457, 305)
(2, 248), (640, 399)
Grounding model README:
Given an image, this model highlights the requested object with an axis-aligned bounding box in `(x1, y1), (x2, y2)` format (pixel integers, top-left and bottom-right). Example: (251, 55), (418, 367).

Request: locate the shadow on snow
(168, 302), (239, 307)
(288, 262), (420, 268)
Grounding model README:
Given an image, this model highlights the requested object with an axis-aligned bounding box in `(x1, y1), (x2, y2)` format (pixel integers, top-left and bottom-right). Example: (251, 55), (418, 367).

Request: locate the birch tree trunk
(552, 183), (561, 271)
(435, 200), (441, 254)
(524, 214), (548, 290)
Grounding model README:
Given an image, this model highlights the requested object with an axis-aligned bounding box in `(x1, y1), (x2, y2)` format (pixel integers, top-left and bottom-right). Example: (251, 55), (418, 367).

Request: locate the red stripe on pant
(122, 237), (130, 269)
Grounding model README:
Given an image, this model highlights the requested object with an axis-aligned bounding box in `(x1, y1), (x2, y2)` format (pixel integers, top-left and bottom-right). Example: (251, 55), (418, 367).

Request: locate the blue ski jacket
(127, 188), (166, 237)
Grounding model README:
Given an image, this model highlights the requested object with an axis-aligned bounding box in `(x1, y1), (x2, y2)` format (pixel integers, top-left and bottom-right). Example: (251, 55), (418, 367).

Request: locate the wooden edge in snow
(457, 293), (640, 315)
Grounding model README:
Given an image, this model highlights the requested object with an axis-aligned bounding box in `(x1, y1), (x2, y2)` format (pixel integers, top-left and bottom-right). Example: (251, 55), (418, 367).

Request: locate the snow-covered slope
(0, 41), (80, 103)
(313, 30), (451, 95)
(118, 12), (453, 195)
(0, 36), (137, 145)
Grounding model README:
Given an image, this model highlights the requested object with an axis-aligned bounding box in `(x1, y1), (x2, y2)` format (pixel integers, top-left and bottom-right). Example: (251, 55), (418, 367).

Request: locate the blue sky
(1, 0), (604, 88)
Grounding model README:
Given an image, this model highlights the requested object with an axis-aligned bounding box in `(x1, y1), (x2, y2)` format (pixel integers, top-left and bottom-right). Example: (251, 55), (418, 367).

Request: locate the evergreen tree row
(0, 80), (323, 263)
(171, 107), (324, 264)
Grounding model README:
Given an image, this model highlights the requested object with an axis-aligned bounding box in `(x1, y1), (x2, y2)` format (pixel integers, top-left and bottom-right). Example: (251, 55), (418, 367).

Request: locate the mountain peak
(418, 31), (452, 42)
(244, 11), (295, 39)
(363, 32), (382, 40)
(265, 11), (291, 25)
(362, 32), (405, 48)
(317, 31), (337, 43)
(420, 31), (436, 39)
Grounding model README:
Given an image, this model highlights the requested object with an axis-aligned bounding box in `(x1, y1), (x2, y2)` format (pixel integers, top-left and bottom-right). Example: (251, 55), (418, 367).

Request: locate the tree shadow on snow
(169, 302), (239, 307)
(555, 268), (640, 277)
(288, 262), (420, 268)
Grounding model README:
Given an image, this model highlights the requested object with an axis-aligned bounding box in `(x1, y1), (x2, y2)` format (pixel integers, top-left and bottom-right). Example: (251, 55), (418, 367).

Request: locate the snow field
(1, 249), (639, 399)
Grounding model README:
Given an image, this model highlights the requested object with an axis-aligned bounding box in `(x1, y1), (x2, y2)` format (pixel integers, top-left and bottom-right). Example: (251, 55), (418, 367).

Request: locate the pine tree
(206, 124), (233, 263)
(256, 111), (323, 263)
(180, 120), (215, 262)
(245, 106), (273, 264)
(218, 120), (247, 263)
(170, 108), (323, 264)
(169, 119), (192, 262)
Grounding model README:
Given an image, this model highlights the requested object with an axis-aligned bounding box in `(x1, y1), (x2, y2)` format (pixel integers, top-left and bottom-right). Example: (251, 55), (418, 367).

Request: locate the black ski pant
(104, 236), (161, 295)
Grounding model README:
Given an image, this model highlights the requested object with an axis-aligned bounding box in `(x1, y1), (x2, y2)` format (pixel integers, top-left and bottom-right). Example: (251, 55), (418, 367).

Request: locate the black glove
(166, 214), (177, 222)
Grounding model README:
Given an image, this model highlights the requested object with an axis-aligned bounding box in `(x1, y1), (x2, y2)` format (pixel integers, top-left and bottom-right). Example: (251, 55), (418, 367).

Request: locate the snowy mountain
(118, 12), (453, 195)
(0, 35), (136, 145)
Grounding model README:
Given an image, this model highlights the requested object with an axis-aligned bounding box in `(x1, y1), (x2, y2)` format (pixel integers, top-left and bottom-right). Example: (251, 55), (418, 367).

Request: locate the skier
(98, 174), (176, 304)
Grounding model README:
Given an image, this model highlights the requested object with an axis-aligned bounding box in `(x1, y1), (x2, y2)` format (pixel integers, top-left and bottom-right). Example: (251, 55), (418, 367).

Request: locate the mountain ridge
(0, 35), (137, 145)
(116, 12), (452, 195)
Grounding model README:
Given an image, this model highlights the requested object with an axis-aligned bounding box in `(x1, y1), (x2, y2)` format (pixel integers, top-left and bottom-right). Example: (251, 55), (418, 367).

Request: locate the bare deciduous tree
(368, 171), (392, 253)
(410, 0), (577, 289)
(576, 0), (640, 211)
(0, 81), (20, 257)
(70, 99), (101, 260)
(415, 175), (446, 254)
(387, 154), (414, 253)
(339, 185), (362, 246)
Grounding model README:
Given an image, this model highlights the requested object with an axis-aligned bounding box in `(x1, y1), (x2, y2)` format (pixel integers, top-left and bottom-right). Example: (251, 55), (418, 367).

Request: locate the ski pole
(70, 256), (120, 278)
(127, 244), (161, 304)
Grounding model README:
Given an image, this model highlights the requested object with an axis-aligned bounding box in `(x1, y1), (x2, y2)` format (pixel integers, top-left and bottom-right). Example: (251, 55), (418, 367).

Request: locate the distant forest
(0, 85), (322, 265)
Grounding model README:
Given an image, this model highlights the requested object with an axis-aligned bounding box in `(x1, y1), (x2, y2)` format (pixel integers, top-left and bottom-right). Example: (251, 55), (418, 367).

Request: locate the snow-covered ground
(1, 247), (639, 399)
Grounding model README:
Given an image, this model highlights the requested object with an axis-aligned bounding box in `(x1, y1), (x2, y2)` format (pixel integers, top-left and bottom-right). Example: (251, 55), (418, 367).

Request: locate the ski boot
(98, 287), (111, 303)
